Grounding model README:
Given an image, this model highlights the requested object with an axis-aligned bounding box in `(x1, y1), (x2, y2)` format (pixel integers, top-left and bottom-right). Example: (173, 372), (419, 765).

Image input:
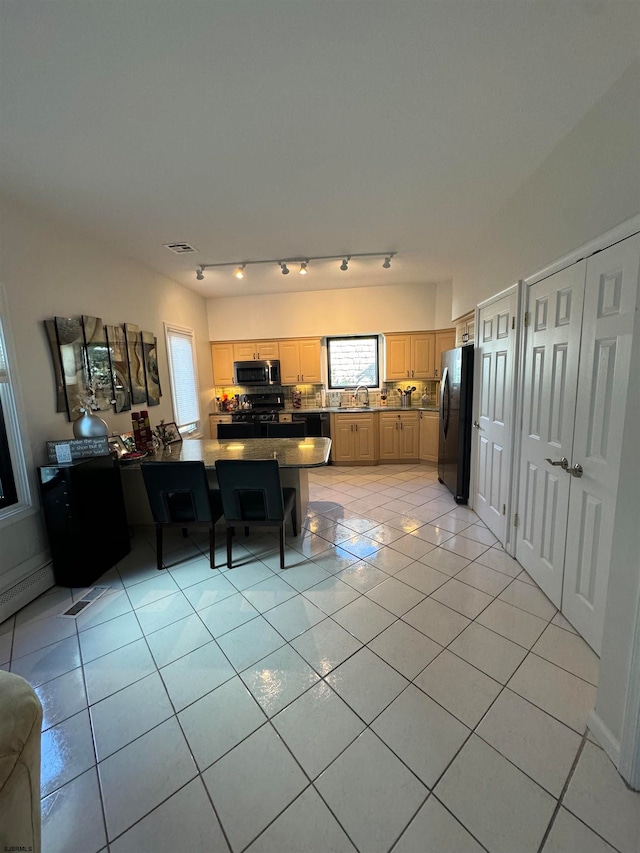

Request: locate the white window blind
(165, 325), (200, 429)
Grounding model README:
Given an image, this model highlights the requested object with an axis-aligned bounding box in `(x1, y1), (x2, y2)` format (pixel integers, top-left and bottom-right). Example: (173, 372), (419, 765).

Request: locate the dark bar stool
(140, 460), (223, 571)
(214, 459), (297, 571)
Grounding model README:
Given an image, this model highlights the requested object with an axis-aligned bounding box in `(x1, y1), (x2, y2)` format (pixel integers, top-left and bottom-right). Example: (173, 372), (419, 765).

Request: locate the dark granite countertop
(120, 437), (332, 468)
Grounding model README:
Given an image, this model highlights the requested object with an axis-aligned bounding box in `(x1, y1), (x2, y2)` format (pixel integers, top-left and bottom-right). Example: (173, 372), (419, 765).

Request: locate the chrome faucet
(354, 385), (369, 406)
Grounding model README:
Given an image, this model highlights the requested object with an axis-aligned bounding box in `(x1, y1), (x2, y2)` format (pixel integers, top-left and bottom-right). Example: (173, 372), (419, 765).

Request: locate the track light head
(196, 267), (204, 281)
(280, 262), (290, 275)
(382, 256), (391, 269)
(234, 265), (245, 280)
(340, 258), (349, 271)
(299, 262), (308, 275)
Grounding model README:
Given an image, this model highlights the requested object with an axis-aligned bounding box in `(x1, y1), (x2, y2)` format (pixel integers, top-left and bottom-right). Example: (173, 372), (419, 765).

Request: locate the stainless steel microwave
(233, 360), (281, 386)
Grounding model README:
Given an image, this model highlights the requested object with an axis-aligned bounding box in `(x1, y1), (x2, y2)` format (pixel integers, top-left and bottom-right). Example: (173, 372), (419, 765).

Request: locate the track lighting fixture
(195, 251), (396, 280)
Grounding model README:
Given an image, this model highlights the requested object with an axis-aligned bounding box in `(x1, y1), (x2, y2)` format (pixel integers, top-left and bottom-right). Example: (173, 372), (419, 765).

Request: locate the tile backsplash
(212, 381), (439, 411)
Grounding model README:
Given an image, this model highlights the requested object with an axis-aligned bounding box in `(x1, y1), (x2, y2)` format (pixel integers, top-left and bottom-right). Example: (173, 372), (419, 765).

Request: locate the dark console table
(38, 455), (130, 587)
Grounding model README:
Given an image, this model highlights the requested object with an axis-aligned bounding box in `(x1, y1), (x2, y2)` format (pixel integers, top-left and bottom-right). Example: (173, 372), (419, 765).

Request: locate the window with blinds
(165, 324), (200, 432)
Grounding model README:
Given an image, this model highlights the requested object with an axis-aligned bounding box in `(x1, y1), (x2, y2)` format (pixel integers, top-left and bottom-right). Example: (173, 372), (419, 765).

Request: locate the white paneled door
(562, 235), (640, 652)
(516, 233), (640, 652)
(515, 263), (585, 607)
(474, 286), (518, 545)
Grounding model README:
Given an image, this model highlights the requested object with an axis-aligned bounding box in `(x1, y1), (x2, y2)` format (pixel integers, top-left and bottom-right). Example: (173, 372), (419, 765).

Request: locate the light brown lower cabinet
(209, 413), (232, 438)
(330, 413), (377, 464)
(378, 411), (420, 461)
(419, 410), (439, 461)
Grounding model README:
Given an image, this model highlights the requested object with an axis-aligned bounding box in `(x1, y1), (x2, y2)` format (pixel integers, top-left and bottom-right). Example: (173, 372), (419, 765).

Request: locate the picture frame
(105, 324), (132, 413)
(119, 432), (137, 453)
(161, 421), (182, 444)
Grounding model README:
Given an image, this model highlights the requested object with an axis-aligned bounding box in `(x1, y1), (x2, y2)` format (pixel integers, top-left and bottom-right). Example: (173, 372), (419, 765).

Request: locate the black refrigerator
(438, 346), (474, 504)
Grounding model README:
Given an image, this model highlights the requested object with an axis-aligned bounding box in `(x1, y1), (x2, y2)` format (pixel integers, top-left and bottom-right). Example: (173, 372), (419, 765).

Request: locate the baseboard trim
(0, 558), (55, 623)
(587, 709), (621, 767)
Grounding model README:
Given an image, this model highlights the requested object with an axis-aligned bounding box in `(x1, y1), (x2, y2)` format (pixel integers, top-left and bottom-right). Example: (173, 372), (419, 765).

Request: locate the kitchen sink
(336, 406), (371, 411)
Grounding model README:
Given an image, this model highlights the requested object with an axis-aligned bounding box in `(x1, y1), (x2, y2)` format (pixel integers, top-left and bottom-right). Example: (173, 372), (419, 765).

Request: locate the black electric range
(231, 392), (285, 434)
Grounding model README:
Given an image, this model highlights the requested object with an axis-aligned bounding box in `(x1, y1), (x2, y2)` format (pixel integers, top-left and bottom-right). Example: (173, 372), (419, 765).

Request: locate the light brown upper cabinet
(279, 338), (322, 385)
(434, 330), (456, 378)
(386, 333), (434, 380)
(385, 330), (454, 380)
(232, 341), (279, 362)
(211, 343), (235, 385)
(455, 312), (475, 348)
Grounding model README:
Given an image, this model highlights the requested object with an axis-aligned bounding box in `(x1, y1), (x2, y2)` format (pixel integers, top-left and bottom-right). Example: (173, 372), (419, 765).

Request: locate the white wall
(450, 60), (640, 319)
(0, 196), (212, 584)
(207, 281), (451, 341)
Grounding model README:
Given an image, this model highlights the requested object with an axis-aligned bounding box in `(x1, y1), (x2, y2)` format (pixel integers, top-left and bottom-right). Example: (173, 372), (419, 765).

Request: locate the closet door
(562, 234), (640, 652)
(474, 286), (518, 545)
(515, 263), (585, 606)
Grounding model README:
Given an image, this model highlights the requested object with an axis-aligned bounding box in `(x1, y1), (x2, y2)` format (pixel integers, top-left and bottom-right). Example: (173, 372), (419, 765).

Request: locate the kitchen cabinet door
(380, 412), (419, 459)
(331, 414), (376, 463)
(455, 312), (475, 348)
(385, 335), (411, 381)
(399, 412), (420, 458)
(419, 411), (439, 462)
(434, 330), (456, 378)
(379, 412), (401, 459)
(256, 341), (279, 360)
(298, 339), (322, 383)
(279, 338), (322, 384)
(232, 341), (279, 361)
(353, 415), (376, 461)
(331, 417), (356, 462)
(211, 343), (235, 385)
(412, 334), (435, 378)
(232, 341), (256, 361)
(279, 340), (302, 384)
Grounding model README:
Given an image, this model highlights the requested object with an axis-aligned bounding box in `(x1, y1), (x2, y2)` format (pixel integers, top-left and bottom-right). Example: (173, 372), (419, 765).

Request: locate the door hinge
(523, 313), (529, 328)
(513, 512), (519, 528)
(502, 504), (506, 515)
(511, 317), (515, 330)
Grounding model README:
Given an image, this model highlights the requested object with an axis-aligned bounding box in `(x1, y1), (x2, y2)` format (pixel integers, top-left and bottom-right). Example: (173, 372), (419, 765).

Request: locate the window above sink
(327, 335), (379, 389)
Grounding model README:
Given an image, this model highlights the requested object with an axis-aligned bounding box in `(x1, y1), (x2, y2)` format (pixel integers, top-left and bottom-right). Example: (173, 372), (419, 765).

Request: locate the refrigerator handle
(440, 366), (450, 438)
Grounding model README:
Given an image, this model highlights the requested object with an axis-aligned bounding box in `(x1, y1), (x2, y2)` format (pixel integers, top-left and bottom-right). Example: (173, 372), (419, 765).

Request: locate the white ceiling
(1, 1), (638, 299)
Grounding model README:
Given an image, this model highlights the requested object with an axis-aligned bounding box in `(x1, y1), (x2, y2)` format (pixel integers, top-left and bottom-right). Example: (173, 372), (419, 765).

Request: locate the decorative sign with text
(46, 436), (110, 463)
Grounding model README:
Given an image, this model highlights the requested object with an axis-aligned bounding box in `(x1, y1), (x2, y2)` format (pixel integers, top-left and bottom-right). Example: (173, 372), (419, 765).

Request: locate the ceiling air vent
(163, 242), (198, 254)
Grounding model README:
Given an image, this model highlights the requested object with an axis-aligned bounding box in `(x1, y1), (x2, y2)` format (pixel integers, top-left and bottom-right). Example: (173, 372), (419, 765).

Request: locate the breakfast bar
(119, 436), (332, 528)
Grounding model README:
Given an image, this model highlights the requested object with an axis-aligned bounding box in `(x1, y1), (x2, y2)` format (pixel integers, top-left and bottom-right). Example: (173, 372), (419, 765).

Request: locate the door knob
(566, 462), (584, 478)
(545, 457), (568, 469)
(473, 420), (481, 429)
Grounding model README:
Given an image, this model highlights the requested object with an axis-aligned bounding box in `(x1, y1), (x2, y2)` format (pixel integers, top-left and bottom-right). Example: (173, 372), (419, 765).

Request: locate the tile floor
(2, 462), (639, 852)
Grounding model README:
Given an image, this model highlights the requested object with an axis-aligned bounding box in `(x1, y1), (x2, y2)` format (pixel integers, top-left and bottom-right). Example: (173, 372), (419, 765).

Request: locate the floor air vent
(59, 586), (110, 618)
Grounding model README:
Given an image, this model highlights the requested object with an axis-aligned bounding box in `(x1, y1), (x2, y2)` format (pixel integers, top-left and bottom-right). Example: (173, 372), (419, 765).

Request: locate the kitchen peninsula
(119, 436), (331, 528)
